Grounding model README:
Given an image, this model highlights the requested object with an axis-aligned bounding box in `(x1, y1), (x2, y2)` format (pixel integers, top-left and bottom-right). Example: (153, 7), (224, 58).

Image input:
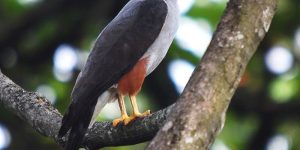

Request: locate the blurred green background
(0, 0), (299, 149)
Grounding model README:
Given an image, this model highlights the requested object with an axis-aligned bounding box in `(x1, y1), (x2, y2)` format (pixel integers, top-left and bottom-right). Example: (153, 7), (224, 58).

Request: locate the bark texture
(0, 0), (278, 149)
(147, 0), (277, 149)
(0, 69), (172, 148)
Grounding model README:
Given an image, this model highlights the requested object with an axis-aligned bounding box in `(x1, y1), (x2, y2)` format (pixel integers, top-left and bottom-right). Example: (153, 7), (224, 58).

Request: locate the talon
(142, 110), (151, 116)
(124, 116), (135, 125)
(112, 118), (122, 127)
(123, 110), (151, 125)
(135, 110), (151, 117)
(112, 115), (129, 127)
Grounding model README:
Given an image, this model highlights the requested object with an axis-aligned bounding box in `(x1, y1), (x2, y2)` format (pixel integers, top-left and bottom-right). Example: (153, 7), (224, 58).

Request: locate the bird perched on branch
(58, 0), (179, 149)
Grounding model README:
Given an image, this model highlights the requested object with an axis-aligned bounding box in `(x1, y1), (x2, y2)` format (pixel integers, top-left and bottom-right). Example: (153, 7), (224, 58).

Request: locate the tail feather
(59, 101), (96, 150)
(58, 89), (117, 150)
(58, 104), (76, 139)
(64, 126), (83, 150)
(64, 107), (95, 150)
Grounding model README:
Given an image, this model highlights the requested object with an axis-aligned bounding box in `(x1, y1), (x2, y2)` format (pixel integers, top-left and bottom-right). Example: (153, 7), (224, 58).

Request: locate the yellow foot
(112, 115), (129, 127)
(124, 110), (151, 125)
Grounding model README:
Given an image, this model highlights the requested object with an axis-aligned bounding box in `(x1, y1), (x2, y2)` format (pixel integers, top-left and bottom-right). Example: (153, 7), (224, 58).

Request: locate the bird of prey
(58, 0), (179, 149)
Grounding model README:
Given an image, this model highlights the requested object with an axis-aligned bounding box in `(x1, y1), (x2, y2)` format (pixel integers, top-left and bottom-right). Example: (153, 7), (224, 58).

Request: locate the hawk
(58, 0), (179, 149)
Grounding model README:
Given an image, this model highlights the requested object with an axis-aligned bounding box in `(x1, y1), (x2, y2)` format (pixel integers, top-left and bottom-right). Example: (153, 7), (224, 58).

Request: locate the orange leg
(112, 94), (129, 127)
(123, 95), (150, 125)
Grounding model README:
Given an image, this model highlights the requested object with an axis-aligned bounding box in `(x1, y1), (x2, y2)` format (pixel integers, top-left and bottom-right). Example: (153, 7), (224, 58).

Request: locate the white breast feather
(143, 0), (179, 75)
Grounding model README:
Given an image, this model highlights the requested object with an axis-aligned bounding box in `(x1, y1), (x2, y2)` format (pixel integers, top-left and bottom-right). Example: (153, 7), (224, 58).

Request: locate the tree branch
(147, 0), (277, 149)
(0, 70), (172, 148)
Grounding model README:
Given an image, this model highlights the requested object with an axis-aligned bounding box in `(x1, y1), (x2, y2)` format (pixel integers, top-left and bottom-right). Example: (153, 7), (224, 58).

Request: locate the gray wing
(58, 0), (168, 149)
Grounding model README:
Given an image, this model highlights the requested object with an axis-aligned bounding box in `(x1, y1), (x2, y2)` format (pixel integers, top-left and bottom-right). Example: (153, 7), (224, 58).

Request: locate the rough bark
(147, 0), (277, 149)
(0, 0), (278, 149)
(0, 69), (172, 148)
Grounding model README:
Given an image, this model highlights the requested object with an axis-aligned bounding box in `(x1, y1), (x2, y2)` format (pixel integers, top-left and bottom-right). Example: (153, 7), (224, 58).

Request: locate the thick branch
(0, 70), (171, 148)
(147, 0), (277, 149)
